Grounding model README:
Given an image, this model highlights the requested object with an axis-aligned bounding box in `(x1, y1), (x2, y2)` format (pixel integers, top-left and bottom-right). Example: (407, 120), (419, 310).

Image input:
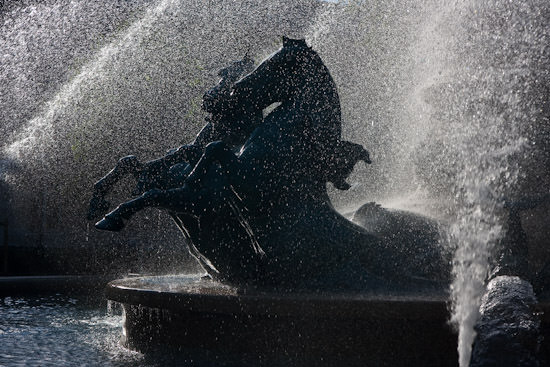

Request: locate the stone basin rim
(106, 275), (455, 320)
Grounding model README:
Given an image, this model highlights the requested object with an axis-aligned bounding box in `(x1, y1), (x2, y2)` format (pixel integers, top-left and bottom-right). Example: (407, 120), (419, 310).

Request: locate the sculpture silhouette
(87, 54), (258, 220)
(91, 38), (448, 290)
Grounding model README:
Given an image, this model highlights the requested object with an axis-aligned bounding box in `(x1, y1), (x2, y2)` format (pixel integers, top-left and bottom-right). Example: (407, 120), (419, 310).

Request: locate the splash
(448, 141), (524, 367)
(307, 2), (543, 366)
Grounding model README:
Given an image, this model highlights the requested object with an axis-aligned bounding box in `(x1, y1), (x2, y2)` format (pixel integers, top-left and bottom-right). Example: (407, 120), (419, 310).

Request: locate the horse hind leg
(186, 141), (241, 188)
(95, 186), (203, 231)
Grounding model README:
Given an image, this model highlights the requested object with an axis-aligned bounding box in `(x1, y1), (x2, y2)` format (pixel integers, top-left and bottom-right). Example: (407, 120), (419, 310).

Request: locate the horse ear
(361, 148), (372, 164)
(282, 36), (290, 47)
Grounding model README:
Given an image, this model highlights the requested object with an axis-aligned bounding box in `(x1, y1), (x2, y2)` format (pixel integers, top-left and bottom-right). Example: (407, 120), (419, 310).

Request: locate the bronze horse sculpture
(87, 53), (259, 219)
(90, 38), (449, 291)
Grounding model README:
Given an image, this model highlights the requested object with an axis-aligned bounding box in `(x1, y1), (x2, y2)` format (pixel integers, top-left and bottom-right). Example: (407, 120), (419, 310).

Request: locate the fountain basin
(107, 274), (460, 366)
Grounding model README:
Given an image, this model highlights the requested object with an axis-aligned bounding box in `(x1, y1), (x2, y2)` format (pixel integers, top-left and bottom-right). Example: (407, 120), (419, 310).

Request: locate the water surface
(0, 294), (214, 367)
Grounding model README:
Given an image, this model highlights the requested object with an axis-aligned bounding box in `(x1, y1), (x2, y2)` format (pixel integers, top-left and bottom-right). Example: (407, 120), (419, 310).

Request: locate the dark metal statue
(89, 38), (448, 291)
(87, 54), (258, 220)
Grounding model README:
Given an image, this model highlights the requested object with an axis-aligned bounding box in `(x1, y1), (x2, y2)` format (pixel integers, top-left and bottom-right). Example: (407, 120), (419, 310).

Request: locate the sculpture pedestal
(106, 274), (462, 366)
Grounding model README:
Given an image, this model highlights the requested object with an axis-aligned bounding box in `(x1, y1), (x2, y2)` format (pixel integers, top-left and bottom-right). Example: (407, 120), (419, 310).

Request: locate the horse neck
(296, 66), (340, 115)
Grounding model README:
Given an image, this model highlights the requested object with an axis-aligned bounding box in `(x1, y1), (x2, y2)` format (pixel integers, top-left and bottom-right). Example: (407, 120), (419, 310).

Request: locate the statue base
(107, 274), (466, 366)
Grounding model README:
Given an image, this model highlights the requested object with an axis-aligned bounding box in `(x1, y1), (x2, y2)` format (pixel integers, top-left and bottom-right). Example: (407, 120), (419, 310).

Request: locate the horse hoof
(95, 215), (125, 231)
(87, 196), (111, 220)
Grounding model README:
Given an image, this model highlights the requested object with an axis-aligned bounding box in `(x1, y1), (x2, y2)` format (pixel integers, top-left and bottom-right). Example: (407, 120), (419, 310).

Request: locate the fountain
(92, 38), (457, 365)
(2, 0), (550, 366)
(91, 33), (549, 365)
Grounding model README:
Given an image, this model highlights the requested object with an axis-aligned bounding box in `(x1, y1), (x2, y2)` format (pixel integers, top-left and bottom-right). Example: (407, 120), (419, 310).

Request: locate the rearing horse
(87, 54), (258, 220)
(96, 38), (368, 230)
(94, 38), (449, 290)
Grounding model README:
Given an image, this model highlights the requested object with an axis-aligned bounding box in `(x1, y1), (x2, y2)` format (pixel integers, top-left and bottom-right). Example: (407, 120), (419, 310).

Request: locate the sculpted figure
(87, 54), (258, 220)
(91, 38), (448, 291)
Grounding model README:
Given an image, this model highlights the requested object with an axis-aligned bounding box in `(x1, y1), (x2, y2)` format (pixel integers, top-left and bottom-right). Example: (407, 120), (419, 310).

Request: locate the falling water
(307, 1), (548, 366)
(426, 2), (547, 365)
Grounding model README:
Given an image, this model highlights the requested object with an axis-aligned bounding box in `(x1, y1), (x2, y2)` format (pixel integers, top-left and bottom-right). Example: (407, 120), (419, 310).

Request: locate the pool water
(0, 294), (238, 367)
(0, 290), (385, 367)
(0, 294), (144, 367)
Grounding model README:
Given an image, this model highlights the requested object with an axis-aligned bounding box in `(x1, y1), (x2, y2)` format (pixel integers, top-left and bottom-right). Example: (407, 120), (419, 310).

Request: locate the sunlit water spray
(1, 1), (548, 365)
(5, 0), (178, 163)
(308, 2), (542, 366)
(1, 0), (320, 250)
(422, 1), (545, 365)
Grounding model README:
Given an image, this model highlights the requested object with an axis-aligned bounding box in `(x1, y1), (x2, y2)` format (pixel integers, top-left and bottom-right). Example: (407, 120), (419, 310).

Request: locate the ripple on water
(0, 295), (146, 367)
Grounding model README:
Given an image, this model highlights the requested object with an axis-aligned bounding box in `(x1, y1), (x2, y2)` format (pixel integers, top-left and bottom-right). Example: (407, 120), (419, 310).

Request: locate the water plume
(307, 2), (547, 366)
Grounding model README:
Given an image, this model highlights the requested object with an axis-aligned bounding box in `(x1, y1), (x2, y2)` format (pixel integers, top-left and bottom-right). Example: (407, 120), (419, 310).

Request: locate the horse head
(230, 37), (325, 111)
(202, 54), (255, 115)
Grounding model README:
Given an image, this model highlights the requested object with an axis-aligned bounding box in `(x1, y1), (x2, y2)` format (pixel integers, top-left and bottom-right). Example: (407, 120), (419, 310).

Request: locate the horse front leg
(132, 144), (205, 195)
(88, 155), (143, 220)
(95, 186), (208, 232)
